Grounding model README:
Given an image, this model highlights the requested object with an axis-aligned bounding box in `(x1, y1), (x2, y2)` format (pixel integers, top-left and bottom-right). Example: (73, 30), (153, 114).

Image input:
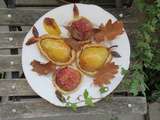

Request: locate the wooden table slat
(15, 0), (116, 6)
(0, 97), (147, 120)
(0, 32), (26, 49)
(0, 114), (146, 120)
(0, 8), (137, 26)
(16, 0), (64, 6)
(0, 79), (132, 96)
(0, 79), (36, 96)
(0, 55), (21, 72)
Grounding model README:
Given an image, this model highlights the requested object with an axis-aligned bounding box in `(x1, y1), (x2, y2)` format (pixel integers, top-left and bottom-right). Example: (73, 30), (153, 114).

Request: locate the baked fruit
(65, 4), (93, 43)
(77, 44), (112, 76)
(37, 35), (75, 66)
(69, 17), (93, 41)
(53, 67), (82, 94)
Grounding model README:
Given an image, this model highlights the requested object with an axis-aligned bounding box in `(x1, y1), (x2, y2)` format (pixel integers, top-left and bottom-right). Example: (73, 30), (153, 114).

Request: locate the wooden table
(0, 0), (147, 120)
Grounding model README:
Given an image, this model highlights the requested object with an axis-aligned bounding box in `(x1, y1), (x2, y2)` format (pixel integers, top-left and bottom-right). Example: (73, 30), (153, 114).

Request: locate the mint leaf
(83, 89), (89, 99)
(69, 103), (77, 111)
(85, 97), (95, 107)
(65, 102), (77, 111)
(83, 89), (95, 107)
(99, 86), (108, 94)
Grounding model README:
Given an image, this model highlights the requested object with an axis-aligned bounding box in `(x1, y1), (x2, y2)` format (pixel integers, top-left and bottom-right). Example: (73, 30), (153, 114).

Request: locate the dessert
(53, 67), (81, 94)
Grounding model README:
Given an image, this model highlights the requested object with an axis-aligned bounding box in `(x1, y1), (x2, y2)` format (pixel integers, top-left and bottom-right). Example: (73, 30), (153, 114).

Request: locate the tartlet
(37, 35), (75, 66)
(53, 66), (82, 94)
(76, 44), (112, 76)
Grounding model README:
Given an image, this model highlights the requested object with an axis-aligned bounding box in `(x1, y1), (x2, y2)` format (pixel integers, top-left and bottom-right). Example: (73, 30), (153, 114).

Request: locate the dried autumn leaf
(43, 17), (61, 36)
(32, 26), (39, 37)
(31, 60), (56, 75)
(109, 45), (118, 49)
(26, 37), (40, 45)
(94, 62), (119, 86)
(26, 26), (40, 45)
(94, 32), (104, 42)
(93, 28), (101, 34)
(26, 34), (58, 46)
(64, 38), (88, 51)
(111, 51), (121, 58)
(94, 19), (124, 42)
(73, 4), (79, 18)
(55, 90), (66, 103)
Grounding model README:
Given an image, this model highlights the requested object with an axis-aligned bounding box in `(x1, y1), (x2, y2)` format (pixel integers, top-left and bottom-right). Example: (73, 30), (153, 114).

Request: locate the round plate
(22, 3), (130, 107)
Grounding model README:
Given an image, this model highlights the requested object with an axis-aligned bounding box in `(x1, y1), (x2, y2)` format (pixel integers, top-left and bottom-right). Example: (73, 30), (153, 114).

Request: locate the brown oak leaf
(64, 38), (82, 51)
(73, 4), (79, 18)
(31, 60), (56, 75)
(94, 19), (123, 42)
(26, 26), (39, 45)
(94, 62), (119, 86)
(64, 38), (90, 51)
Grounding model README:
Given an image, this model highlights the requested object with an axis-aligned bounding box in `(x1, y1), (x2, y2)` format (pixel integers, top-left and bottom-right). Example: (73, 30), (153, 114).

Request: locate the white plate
(22, 3), (130, 107)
